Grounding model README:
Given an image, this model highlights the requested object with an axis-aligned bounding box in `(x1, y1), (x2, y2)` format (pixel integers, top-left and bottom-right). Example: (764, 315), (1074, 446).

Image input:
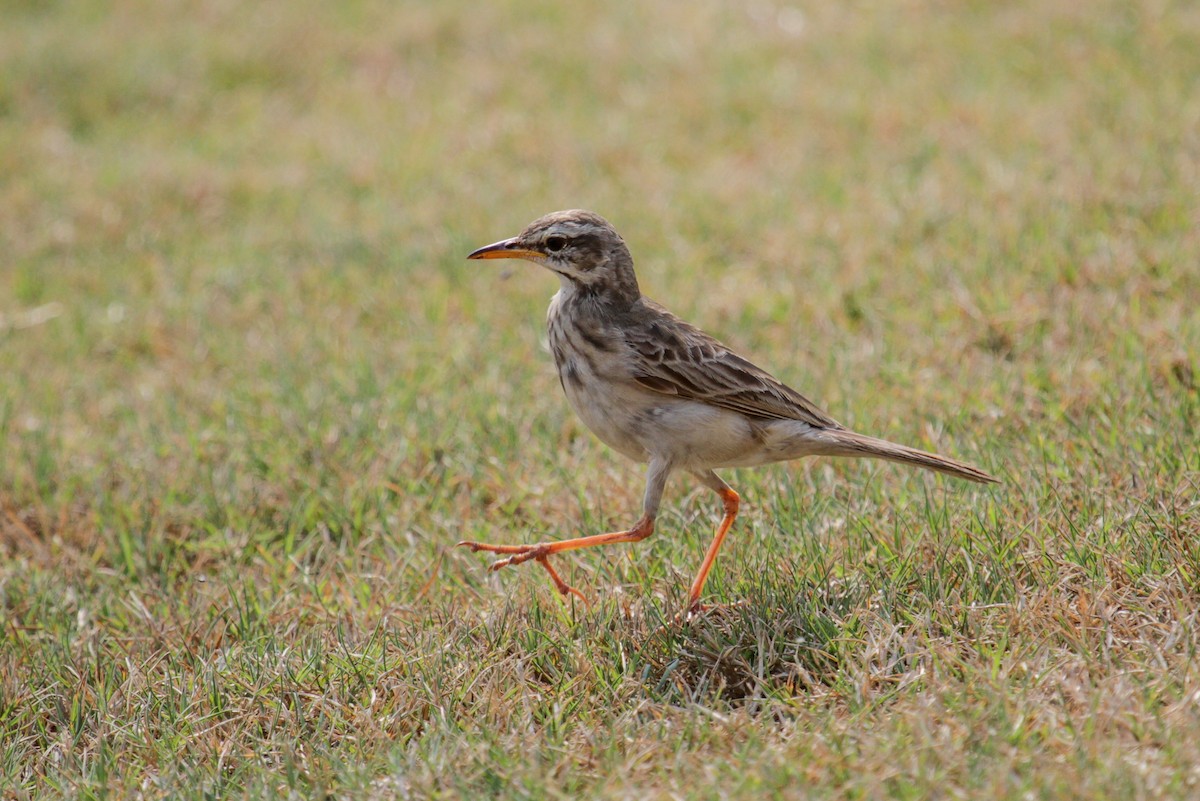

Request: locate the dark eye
(545, 235), (567, 253)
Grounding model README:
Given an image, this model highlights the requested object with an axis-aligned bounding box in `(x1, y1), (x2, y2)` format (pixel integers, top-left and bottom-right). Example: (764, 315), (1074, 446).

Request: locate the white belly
(559, 352), (811, 469)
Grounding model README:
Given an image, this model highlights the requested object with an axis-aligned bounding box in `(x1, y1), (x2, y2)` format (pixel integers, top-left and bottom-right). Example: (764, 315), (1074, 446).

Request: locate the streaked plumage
(459, 209), (997, 616)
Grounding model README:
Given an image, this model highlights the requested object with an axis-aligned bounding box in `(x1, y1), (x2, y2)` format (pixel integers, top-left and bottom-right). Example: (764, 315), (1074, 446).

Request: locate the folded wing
(626, 299), (841, 429)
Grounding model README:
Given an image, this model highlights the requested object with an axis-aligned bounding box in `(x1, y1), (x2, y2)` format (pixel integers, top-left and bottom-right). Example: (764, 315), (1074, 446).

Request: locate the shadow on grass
(634, 574), (868, 707)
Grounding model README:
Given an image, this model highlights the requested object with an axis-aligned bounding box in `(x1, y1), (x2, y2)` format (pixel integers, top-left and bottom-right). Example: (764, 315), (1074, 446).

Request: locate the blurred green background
(2, 0), (1198, 798)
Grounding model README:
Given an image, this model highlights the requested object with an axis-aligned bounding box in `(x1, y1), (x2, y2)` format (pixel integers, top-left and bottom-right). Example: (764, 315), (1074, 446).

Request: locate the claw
(456, 516), (654, 607)
(458, 539), (587, 604)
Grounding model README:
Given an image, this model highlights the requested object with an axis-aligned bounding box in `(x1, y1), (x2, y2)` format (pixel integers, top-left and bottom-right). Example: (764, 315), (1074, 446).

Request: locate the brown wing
(623, 298), (841, 429)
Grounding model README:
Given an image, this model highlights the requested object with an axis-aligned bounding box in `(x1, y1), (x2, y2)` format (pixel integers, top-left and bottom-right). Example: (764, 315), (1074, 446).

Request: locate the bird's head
(468, 210), (640, 303)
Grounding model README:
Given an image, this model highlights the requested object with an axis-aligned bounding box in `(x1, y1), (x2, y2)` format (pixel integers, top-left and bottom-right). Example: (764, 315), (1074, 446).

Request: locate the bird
(458, 209), (998, 616)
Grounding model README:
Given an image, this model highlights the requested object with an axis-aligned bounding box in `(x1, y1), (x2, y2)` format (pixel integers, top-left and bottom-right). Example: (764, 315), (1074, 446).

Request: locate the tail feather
(815, 429), (999, 484)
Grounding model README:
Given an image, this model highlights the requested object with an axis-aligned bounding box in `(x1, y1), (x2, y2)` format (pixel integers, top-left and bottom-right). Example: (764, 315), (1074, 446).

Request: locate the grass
(1, 0), (1198, 797)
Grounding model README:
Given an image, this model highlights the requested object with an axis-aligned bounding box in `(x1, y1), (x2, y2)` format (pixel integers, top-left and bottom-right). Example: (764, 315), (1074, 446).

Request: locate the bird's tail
(812, 429), (999, 484)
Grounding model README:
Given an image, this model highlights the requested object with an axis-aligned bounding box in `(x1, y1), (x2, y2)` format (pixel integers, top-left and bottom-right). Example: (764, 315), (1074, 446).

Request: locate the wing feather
(625, 299), (841, 429)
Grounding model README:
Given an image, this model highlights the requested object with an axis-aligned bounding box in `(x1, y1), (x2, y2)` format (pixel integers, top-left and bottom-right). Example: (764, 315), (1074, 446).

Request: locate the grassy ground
(2, 0), (1198, 797)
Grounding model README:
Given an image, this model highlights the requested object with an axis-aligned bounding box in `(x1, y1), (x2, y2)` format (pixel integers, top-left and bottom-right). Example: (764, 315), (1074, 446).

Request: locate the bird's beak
(467, 237), (544, 261)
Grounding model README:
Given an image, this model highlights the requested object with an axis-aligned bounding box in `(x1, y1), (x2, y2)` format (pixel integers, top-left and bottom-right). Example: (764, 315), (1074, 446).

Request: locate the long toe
(458, 540), (532, 554)
(457, 540), (544, 560)
(536, 555), (589, 605)
(488, 545), (548, 569)
(488, 555), (533, 572)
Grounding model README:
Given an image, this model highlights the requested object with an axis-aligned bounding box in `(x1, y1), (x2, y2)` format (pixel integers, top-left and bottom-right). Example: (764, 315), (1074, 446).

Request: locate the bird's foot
(456, 540), (588, 604)
(457, 539), (550, 568)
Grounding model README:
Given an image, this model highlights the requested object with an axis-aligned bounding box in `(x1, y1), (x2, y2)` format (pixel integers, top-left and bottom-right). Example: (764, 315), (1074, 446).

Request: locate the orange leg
(683, 487), (740, 615)
(458, 515), (656, 602)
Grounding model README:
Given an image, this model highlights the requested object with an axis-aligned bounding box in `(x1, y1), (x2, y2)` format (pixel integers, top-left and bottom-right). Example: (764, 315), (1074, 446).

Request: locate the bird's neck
(554, 275), (640, 319)
(554, 255), (641, 311)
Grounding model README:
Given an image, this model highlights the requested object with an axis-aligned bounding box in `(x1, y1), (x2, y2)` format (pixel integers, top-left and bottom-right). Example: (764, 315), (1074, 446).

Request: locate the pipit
(459, 210), (998, 615)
